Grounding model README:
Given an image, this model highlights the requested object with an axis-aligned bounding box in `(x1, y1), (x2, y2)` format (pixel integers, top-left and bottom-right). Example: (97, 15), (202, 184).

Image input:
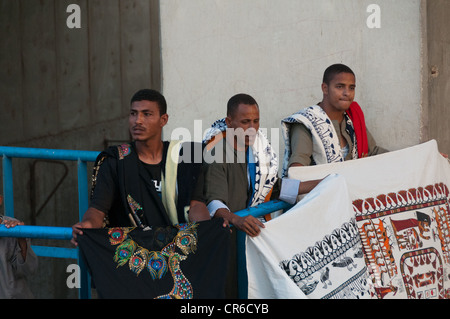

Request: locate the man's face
(128, 100), (168, 142)
(322, 72), (356, 112)
(225, 103), (260, 149)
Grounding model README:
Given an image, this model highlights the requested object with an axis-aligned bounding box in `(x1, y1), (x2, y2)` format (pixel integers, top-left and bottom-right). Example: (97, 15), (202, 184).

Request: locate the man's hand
(0, 216), (24, 228)
(71, 207), (105, 246)
(231, 215), (265, 237)
(215, 208), (264, 237)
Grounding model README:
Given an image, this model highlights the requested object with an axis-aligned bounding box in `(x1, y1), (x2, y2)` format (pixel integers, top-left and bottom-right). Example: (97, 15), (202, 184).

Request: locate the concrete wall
(426, 0), (450, 155)
(0, 0), (161, 149)
(0, 0), (161, 298)
(159, 0), (424, 156)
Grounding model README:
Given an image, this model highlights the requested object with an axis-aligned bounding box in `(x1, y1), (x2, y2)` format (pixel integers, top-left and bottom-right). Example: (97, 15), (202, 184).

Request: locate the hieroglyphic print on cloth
(279, 219), (374, 299)
(354, 183), (450, 299)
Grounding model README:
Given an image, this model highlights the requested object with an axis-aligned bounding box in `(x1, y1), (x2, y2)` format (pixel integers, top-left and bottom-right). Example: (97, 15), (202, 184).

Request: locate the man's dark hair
(322, 64), (355, 85)
(227, 93), (259, 117)
(130, 89), (167, 115)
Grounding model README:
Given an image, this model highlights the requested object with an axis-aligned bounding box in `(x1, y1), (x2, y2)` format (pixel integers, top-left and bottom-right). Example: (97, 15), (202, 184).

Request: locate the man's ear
(321, 83), (328, 96)
(225, 116), (232, 128)
(160, 113), (169, 127)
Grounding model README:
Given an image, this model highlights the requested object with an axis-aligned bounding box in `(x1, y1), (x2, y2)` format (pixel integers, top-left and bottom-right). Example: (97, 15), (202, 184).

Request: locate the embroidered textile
(78, 218), (230, 299)
(280, 140), (450, 299)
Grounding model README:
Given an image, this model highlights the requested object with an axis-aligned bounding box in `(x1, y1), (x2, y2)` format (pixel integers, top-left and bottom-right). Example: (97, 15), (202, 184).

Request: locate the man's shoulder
(297, 104), (322, 115)
(101, 142), (134, 158)
(204, 137), (242, 165)
(283, 104), (321, 121)
(94, 143), (136, 170)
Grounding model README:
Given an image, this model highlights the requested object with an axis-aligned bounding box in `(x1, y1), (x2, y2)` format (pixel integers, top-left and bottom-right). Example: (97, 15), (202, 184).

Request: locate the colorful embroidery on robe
(126, 195), (145, 228)
(117, 143), (131, 160)
(78, 218), (230, 299)
(108, 223), (198, 298)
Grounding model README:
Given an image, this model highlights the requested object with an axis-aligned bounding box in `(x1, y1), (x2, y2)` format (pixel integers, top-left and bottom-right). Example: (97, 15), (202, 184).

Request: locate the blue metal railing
(0, 146), (99, 299)
(0, 146), (293, 299)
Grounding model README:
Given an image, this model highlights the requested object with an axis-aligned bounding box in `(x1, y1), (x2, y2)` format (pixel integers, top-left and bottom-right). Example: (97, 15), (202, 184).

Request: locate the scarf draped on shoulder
(203, 118), (278, 207)
(281, 102), (368, 177)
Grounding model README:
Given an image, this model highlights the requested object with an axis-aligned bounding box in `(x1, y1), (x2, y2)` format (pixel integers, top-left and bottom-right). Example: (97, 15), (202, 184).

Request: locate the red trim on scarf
(346, 102), (368, 158)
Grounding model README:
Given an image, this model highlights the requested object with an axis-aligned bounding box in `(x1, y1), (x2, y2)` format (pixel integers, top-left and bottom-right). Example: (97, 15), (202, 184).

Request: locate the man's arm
(366, 128), (388, 156)
(203, 154), (264, 237)
(71, 207), (105, 246)
(276, 177), (323, 204)
(209, 177), (321, 237)
(188, 200), (211, 222)
(298, 179), (322, 193)
(288, 123), (313, 167)
(1, 217), (38, 276)
(1, 216), (27, 260)
(187, 162), (211, 223)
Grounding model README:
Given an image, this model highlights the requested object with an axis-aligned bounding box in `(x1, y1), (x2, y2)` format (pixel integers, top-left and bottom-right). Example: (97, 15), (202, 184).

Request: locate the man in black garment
(72, 89), (209, 245)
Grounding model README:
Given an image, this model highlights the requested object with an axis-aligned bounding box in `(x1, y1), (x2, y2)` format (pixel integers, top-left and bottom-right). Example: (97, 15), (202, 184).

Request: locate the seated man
(281, 63), (387, 176)
(72, 89), (209, 245)
(202, 93), (322, 237)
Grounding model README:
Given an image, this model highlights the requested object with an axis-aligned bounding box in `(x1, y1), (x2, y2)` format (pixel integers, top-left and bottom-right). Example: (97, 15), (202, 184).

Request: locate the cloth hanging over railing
(246, 140), (450, 299)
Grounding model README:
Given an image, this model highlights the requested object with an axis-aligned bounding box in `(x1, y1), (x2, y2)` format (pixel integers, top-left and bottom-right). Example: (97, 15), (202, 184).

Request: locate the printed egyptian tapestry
(354, 183), (450, 298)
(78, 218), (230, 299)
(270, 140), (450, 299)
(246, 174), (375, 299)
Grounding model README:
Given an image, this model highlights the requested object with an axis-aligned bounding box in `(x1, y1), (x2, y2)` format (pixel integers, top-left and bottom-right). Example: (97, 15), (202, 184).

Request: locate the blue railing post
(234, 200), (294, 299)
(2, 155), (14, 217)
(236, 230), (248, 299)
(77, 158), (91, 299)
(77, 159), (89, 220)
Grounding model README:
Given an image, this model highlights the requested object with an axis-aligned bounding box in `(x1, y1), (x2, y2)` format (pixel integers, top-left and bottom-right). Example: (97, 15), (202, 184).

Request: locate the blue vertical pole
(237, 230), (248, 299)
(2, 155), (14, 217)
(77, 159), (89, 221)
(77, 159), (91, 299)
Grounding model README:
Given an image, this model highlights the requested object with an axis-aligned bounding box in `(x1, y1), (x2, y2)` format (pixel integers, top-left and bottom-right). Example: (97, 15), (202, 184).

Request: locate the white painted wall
(159, 0), (423, 156)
